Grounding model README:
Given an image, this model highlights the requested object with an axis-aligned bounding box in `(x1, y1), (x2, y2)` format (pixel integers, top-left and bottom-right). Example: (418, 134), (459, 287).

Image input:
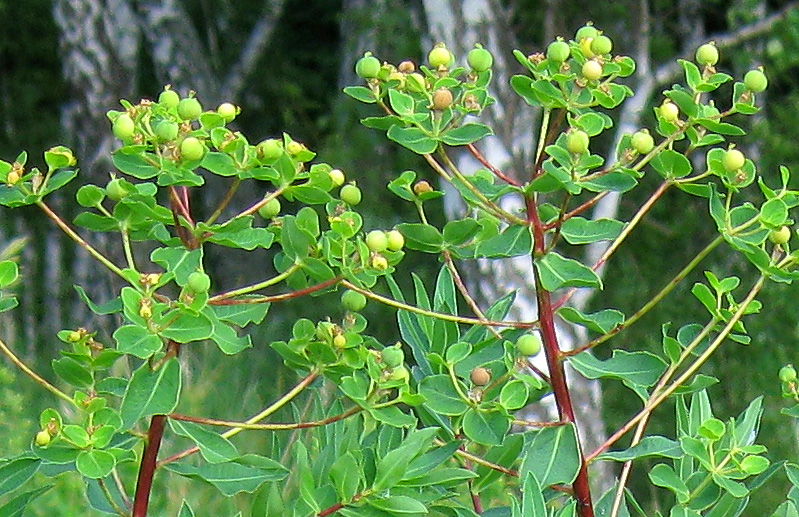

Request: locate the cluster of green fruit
(355, 42), (493, 114)
(469, 333), (543, 387)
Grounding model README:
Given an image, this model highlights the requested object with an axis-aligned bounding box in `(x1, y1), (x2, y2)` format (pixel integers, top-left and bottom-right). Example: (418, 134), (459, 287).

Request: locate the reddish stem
(132, 415), (167, 517)
(466, 144), (521, 186)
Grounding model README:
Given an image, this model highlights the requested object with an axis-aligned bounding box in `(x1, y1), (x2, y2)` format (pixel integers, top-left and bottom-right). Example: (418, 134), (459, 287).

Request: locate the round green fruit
(217, 102), (238, 122)
(660, 101), (679, 122)
(428, 45), (452, 68)
(286, 141), (304, 155)
(35, 430), (51, 447)
(258, 139), (283, 161)
(470, 367), (491, 386)
(722, 148), (746, 172)
(546, 40), (570, 62)
(154, 120), (179, 141)
(631, 130), (655, 154)
(467, 46), (493, 72)
(371, 254), (389, 270)
(341, 289), (367, 312)
(340, 184), (362, 206)
(516, 334), (542, 356)
(575, 24), (599, 41)
(365, 230), (388, 253)
(388, 365), (410, 382)
(355, 54), (381, 79)
(566, 130), (590, 154)
(67, 330), (82, 342)
(382, 346), (404, 368)
(186, 271), (211, 293)
(177, 97), (203, 120)
(744, 69), (768, 93)
(258, 197), (281, 219)
(180, 137), (205, 161)
(329, 169), (345, 187)
(780, 365), (798, 383)
(590, 35), (613, 55)
(386, 229), (405, 251)
(333, 335), (347, 348)
(158, 89), (180, 108)
(769, 226), (791, 245)
(582, 59), (603, 81)
(106, 178), (129, 201)
(695, 43), (719, 66)
(113, 114), (135, 141)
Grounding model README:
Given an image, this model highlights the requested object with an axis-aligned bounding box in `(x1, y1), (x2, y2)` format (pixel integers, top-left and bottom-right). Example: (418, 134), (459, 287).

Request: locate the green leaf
(178, 500), (196, 517)
(649, 463), (689, 503)
(113, 324), (163, 359)
(329, 452), (361, 501)
(419, 374), (469, 415)
(570, 350), (666, 388)
(521, 424), (580, 486)
(0, 457), (40, 497)
(462, 409), (510, 446)
(0, 261), (18, 289)
(651, 149), (693, 179)
(369, 495), (428, 514)
(0, 485), (52, 517)
(598, 436), (682, 462)
(712, 473), (748, 498)
(535, 252), (602, 290)
(387, 126), (438, 154)
(440, 123), (493, 146)
(166, 459), (287, 497)
(112, 151), (160, 179)
(761, 198), (789, 227)
(388, 89), (414, 116)
(51, 357), (93, 388)
(557, 307), (624, 334)
(521, 472), (548, 516)
(119, 359), (181, 430)
(396, 223), (444, 253)
(373, 447), (411, 492)
(158, 310), (214, 343)
(169, 420), (239, 463)
(76, 450), (116, 479)
(443, 219), (481, 246)
(499, 379), (530, 410)
(560, 217), (625, 245)
(475, 224), (533, 259)
(343, 86), (376, 104)
(151, 247), (202, 286)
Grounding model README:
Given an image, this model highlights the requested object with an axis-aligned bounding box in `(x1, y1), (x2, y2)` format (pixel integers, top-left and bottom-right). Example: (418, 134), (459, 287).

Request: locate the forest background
(1, 0), (799, 514)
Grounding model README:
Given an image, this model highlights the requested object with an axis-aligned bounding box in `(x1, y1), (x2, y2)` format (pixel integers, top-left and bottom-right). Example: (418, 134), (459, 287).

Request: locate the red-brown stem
(466, 143), (521, 186)
(542, 191), (608, 231)
(132, 414), (167, 517)
(210, 276), (341, 305)
(526, 191), (594, 515)
(318, 492), (367, 516)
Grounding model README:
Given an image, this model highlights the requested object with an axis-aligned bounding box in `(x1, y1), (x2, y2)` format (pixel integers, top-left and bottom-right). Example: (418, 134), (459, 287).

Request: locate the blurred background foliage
(0, 0), (798, 514)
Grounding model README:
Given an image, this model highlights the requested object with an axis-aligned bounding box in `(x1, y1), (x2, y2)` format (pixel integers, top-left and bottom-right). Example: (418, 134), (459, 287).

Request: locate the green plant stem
(564, 234), (724, 356)
(535, 109), (551, 167)
(205, 178), (241, 225)
(158, 369), (320, 467)
(587, 274), (767, 463)
(0, 337), (76, 407)
(432, 438), (518, 477)
(168, 405), (362, 430)
(340, 279), (529, 328)
(121, 227), (136, 271)
(210, 276), (341, 306)
(212, 262), (302, 301)
(35, 200), (126, 279)
(97, 477), (129, 516)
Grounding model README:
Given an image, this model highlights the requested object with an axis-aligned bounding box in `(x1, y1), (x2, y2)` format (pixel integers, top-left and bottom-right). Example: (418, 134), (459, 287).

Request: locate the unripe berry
(722, 148), (746, 172)
(516, 334), (542, 356)
(546, 40), (570, 62)
(106, 178), (129, 201)
(566, 130), (590, 154)
(177, 97), (203, 120)
(582, 60), (603, 81)
(258, 197), (281, 219)
(340, 184), (362, 205)
(329, 169), (345, 187)
(154, 120), (179, 141)
(217, 102), (238, 122)
(341, 289), (367, 312)
(428, 45), (452, 68)
(35, 430), (51, 447)
(258, 139), (283, 161)
(769, 226), (791, 245)
(388, 365), (410, 382)
(180, 137), (205, 161)
(631, 130), (655, 154)
(371, 254), (389, 270)
(67, 330), (82, 342)
(695, 43), (719, 66)
(660, 101), (679, 122)
(286, 141), (304, 155)
(386, 230), (405, 251)
(780, 365), (798, 383)
(158, 89), (180, 108)
(355, 54), (381, 79)
(467, 46), (493, 72)
(333, 335), (347, 348)
(432, 88), (454, 110)
(113, 114), (135, 141)
(470, 367), (491, 386)
(398, 60), (415, 73)
(382, 346), (404, 368)
(590, 35), (613, 55)
(365, 230), (388, 252)
(744, 69), (768, 93)
(186, 271), (211, 293)
(580, 38), (595, 59)
(575, 24), (599, 41)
